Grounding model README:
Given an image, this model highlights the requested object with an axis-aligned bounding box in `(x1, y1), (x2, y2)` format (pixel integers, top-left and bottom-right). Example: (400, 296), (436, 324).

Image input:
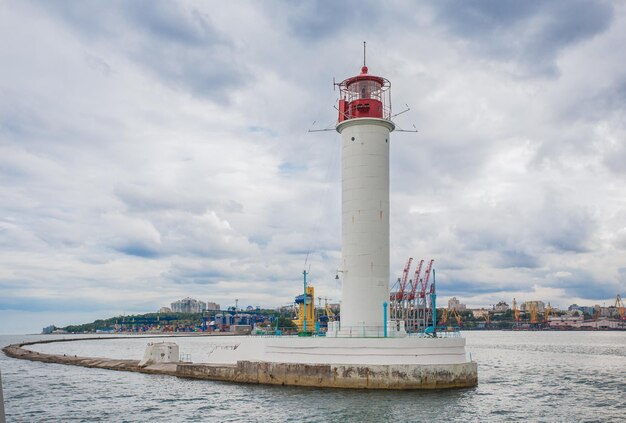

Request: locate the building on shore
(42, 325), (56, 334)
(567, 303), (622, 318)
(206, 302), (220, 311)
(548, 315), (584, 327)
(158, 307), (172, 313)
(521, 300), (545, 313)
(275, 305), (293, 314)
(548, 315), (624, 329)
(471, 309), (490, 319)
(568, 304), (595, 315)
(494, 301), (509, 312)
(171, 297), (207, 313)
(448, 297), (467, 311)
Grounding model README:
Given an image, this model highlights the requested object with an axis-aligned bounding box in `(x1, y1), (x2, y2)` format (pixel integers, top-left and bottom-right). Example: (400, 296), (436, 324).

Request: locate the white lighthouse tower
(335, 58), (394, 337)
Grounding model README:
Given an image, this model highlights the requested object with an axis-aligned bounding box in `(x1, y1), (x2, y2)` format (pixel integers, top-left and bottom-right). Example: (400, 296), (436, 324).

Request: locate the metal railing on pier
(327, 325), (387, 337)
(251, 325), (462, 338)
(407, 327), (461, 338)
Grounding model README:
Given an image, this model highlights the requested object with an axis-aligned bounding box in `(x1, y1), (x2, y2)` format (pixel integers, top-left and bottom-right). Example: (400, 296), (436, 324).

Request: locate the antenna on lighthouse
(363, 41), (367, 67)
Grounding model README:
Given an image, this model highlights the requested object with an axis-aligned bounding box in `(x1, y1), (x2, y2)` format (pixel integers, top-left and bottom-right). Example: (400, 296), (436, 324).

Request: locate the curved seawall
(2, 339), (178, 376)
(2, 337), (477, 390)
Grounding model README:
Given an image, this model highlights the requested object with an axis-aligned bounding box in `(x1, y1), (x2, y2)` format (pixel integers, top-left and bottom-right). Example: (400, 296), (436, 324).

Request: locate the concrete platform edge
(2, 340), (477, 390)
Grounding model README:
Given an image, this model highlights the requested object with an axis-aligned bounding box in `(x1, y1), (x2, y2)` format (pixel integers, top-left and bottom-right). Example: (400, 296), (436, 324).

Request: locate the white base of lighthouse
(191, 335), (477, 389)
(336, 118), (395, 337)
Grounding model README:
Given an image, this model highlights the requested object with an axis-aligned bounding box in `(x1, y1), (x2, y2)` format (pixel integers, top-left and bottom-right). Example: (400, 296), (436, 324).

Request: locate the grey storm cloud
(433, 0), (614, 76)
(0, 293), (114, 313)
(546, 268), (618, 301)
(39, 0), (248, 102)
(163, 263), (229, 286)
(495, 249), (541, 270)
(284, 1), (388, 42)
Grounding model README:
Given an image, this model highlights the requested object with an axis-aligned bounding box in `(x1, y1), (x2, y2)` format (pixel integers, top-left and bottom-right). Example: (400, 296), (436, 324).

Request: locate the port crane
(512, 298), (520, 326)
(441, 307), (462, 327)
(408, 259), (425, 301)
(389, 258), (434, 332)
(389, 257), (413, 322)
(419, 260), (434, 300)
(293, 286), (315, 333)
(395, 257), (413, 301)
(323, 297), (336, 321)
(529, 302), (538, 324)
(544, 303), (552, 324)
(407, 259), (432, 332)
(441, 309), (448, 325)
(615, 294), (625, 320)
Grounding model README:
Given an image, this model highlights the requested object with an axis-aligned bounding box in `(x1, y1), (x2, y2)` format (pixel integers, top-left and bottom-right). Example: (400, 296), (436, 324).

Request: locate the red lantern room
(336, 61), (392, 123)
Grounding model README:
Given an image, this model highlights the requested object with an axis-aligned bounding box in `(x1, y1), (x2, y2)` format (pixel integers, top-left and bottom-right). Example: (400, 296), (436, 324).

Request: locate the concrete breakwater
(2, 338), (477, 390)
(2, 339), (178, 377)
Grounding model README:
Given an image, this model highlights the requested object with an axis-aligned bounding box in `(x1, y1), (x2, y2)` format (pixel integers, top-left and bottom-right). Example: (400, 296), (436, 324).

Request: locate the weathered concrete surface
(177, 361), (477, 389)
(3, 338), (477, 390)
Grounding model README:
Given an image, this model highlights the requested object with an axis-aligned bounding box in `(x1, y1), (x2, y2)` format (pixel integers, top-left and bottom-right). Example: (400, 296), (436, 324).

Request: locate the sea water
(1, 331), (625, 422)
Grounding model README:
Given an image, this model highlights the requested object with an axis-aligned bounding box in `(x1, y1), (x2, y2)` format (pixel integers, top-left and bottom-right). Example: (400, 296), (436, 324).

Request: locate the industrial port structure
(389, 258), (436, 333)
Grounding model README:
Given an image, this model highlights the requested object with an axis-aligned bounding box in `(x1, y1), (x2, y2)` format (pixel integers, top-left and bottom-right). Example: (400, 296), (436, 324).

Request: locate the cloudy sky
(1, 0), (625, 333)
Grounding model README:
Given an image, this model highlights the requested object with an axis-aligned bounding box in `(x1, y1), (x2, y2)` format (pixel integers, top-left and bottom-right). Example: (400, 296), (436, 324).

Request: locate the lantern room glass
(348, 80), (382, 101)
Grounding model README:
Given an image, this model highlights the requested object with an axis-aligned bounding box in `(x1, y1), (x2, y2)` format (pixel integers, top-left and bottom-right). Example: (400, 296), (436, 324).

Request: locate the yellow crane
(544, 303), (552, 323)
(529, 302), (538, 324)
(441, 308), (448, 325)
(324, 297), (336, 321)
(615, 294), (625, 320)
(512, 298), (520, 323)
(440, 307), (461, 327)
(453, 309), (462, 326)
(292, 286), (315, 332)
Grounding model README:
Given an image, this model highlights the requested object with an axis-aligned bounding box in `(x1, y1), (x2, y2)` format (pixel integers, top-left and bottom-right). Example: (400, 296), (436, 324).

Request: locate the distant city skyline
(1, 1), (625, 334)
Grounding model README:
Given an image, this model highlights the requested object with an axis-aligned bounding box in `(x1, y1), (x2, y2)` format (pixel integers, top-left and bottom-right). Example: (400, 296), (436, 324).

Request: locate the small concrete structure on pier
(138, 342), (179, 367)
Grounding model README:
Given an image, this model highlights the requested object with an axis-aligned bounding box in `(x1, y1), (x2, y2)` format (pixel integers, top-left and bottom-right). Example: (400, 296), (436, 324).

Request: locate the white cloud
(1, 1), (625, 333)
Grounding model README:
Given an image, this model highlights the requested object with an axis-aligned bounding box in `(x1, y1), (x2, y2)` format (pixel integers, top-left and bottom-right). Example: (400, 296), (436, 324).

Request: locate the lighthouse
(335, 57), (394, 337)
(189, 47), (476, 390)
(189, 49), (477, 389)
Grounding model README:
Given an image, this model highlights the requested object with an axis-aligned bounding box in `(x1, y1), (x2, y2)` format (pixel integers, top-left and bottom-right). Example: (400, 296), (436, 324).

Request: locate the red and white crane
(391, 257), (413, 301)
(420, 259), (435, 299)
(407, 259), (425, 301)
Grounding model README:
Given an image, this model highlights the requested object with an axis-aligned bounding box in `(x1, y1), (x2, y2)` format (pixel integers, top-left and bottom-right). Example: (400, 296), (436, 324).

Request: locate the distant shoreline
(33, 326), (626, 336)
